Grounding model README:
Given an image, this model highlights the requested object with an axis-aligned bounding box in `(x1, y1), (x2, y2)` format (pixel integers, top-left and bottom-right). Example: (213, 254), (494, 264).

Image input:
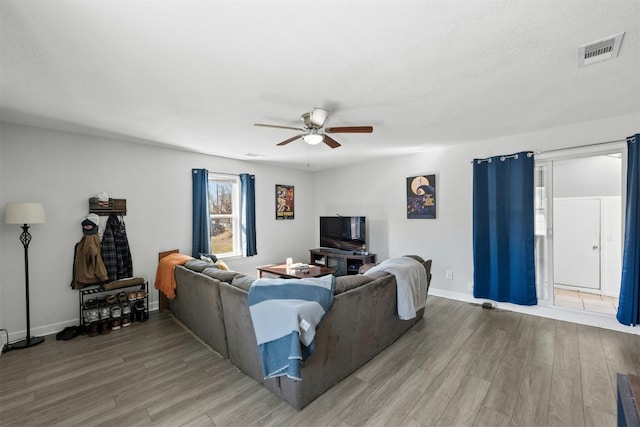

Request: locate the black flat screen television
(319, 216), (366, 252)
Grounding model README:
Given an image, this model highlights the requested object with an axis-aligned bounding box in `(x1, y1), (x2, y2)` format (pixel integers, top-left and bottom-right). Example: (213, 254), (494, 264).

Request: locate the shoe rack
(79, 282), (148, 335)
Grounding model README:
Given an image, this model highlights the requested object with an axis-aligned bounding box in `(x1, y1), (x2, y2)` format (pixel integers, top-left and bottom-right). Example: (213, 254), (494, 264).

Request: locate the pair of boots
(133, 300), (147, 322)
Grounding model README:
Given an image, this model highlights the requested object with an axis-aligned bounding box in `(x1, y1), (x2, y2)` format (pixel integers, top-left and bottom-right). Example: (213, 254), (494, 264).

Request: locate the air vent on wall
(578, 32), (624, 67)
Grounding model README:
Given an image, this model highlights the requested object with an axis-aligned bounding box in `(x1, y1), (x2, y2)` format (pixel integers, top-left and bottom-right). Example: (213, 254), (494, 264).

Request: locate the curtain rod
(471, 151), (534, 164)
(536, 138), (627, 155)
(469, 138), (628, 163)
(209, 171), (238, 177)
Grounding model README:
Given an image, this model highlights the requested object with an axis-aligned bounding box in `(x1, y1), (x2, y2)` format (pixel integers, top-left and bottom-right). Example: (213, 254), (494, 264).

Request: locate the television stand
(309, 248), (376, 277)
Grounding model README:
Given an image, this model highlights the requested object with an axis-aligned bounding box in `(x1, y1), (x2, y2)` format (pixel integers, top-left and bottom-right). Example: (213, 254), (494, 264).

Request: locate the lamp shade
(4, 202), (46, 224)
(303, 133), (324, 145)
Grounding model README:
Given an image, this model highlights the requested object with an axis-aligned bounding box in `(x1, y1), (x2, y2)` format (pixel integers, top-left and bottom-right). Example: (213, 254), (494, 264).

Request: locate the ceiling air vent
(578, 32), (624, 67)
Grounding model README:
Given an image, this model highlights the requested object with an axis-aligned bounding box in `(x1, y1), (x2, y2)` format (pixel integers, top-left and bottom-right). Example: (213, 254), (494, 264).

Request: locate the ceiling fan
(254, 107), (373, 149)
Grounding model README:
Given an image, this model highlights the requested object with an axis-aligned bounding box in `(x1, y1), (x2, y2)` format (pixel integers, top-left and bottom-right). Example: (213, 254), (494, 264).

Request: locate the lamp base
(10, 336), (45, 350)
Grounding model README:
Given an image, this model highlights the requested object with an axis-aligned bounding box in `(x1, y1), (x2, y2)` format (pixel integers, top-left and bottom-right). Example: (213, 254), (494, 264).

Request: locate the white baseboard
(5, 302), (161, 344)
(6, 291), (635, 344)
(5, 319), (78, 344)
(428, 288), (639, 335)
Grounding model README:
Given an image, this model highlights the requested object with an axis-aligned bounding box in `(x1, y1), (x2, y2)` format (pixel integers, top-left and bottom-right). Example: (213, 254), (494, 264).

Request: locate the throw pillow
(215, 259), (229, 271)
(200, 253), (218, 263)
(200, 255), (215, 265)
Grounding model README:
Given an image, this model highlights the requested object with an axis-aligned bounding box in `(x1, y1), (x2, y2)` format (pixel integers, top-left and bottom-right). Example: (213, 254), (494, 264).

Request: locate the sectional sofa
(167, 255), (431, 409)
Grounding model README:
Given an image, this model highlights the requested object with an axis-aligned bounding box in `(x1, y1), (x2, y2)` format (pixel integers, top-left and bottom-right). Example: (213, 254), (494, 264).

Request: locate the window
(208, 174), (240, 257)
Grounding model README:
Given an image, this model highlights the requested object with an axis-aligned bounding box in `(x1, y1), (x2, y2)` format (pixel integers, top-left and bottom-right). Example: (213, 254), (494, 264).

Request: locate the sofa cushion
(334, 274), (374, 295)
(358, 263), (377, 274)
(202, 267), (241, 283)
(184, 259), (213, 273)
(403, 255), (430, 273)
(403, 255), (425, 264)
(231, 275), (256, 292)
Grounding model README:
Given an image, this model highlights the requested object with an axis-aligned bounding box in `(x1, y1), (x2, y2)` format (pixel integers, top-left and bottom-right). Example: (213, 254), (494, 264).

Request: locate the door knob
(592, 245), (599, 249)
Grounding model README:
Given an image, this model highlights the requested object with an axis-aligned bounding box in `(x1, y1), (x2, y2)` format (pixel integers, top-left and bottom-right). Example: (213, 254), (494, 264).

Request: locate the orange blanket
(154, 253), (194, 299)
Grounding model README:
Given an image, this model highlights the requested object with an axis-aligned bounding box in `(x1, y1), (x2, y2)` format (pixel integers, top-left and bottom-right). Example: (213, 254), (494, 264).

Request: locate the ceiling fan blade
(277, 135), (304, 146)
(323, 135), (341, 149)
(255, 123), (304, 131)
(324, 126), (373, 133)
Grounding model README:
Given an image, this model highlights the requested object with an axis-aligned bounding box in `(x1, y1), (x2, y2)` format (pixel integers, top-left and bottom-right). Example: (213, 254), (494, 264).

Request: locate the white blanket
(364, 256), (427, 320)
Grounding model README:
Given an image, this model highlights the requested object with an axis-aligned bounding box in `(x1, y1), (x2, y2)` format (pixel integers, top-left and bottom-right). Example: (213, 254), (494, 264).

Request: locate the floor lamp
(4, 202), (46, 349)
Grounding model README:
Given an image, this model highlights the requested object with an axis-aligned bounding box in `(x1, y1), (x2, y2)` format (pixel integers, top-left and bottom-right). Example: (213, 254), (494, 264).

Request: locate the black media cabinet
(309, 248), (376, 276)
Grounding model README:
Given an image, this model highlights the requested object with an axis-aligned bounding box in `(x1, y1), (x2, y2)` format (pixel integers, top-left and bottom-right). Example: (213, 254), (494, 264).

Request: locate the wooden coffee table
(256, 263), (335, 279)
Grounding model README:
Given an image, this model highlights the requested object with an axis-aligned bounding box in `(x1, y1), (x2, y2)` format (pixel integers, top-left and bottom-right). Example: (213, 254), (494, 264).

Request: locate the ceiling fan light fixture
(303, 133), (324, 145)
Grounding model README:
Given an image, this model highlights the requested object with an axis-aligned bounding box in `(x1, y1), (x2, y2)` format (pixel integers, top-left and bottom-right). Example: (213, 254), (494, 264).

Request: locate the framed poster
(275, 184), (294, 220)
(407, 174), (436, 219)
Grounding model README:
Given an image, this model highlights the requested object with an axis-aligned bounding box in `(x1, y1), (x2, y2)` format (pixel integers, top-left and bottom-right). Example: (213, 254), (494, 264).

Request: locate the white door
(553, 198), (601, 289)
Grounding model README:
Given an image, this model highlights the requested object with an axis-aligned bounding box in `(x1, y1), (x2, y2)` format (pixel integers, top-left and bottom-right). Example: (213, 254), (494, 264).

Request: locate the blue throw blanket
(248, 275), (335, 381)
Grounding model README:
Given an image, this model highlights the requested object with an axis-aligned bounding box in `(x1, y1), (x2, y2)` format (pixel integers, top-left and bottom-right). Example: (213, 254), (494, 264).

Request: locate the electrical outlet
(445, 270), (453, 280)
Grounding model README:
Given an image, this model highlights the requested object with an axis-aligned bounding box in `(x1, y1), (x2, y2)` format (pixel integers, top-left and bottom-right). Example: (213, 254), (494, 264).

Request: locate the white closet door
(553, 198), (601, 289)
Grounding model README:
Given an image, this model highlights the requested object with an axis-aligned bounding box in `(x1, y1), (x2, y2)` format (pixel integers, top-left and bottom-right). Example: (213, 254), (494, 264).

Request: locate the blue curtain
(617, 134), (639, 326)
(240, 173), (257, 256)
(473, 151), (537, 305)
(192, 169), (210, 258)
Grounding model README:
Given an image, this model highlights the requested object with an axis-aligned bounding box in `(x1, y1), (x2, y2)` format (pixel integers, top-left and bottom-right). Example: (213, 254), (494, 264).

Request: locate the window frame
(208, 173), (241, 258)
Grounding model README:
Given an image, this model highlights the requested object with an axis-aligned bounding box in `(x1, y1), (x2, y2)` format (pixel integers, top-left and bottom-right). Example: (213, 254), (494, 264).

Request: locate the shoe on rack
(84, 308), (99, 324)
(117, 291), (127, 303)
(83, 309), (92, 325)
(99, 305), (111, 321)
(136, 290), (146, 300)
(100, 321), (110, 335)
(133, 300), (146, 322)
(121, 302), (131, 315)
(105, 294), (116, 304)
(127, 292), (137, 302)
(121, 314), (131, 327)
(110, 305), (121, 318)
(111, 318), (121, 331)
(88, 322), (99, 337)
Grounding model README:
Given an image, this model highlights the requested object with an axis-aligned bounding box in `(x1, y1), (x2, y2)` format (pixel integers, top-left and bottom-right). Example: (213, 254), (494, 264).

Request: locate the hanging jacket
(102, 214), (133, 281)
(70, 234), (108, 289)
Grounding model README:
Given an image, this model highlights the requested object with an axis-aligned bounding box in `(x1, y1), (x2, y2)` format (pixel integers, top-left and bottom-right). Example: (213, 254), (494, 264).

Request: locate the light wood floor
(1, 296), (638, 426)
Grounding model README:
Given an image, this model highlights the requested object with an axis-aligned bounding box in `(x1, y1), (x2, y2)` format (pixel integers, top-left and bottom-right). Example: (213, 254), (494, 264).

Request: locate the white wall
(314, 113), (639, 298)
(0, 122), (315, 340)
(1, 113), (637, 340)
(553, 155), (622, 198)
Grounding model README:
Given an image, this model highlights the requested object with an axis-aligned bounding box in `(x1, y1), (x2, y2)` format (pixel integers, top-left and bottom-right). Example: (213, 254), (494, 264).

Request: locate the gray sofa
(168, 256), (431, 410)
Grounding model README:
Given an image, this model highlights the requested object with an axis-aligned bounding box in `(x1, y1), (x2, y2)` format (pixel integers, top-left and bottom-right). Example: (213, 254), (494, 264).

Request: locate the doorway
(535, 149), (624, 314)
(553, 198), (601, 290)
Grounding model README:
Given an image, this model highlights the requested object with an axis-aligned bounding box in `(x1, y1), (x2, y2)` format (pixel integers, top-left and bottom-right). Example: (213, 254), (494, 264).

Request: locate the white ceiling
(1, 0), (639, 171)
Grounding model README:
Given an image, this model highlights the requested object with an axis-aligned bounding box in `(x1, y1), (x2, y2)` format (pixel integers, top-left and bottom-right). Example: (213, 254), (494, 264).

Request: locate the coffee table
(256, 263), (335, 279)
